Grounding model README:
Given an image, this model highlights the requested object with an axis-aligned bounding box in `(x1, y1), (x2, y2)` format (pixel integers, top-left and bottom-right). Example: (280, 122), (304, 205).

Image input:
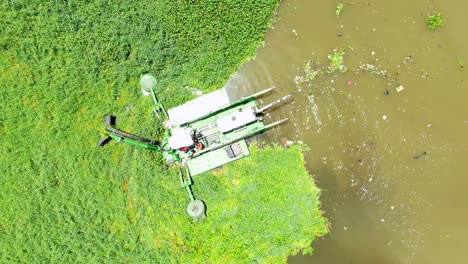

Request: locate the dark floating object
(413, 151), (428, 159)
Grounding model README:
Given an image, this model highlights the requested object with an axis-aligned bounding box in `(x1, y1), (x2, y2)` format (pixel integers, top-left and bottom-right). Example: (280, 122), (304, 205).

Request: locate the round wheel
(187, 199), (206, 221)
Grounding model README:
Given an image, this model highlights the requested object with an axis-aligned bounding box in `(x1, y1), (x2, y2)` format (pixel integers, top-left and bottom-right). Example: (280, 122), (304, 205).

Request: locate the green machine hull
(99, 74), (292, 219)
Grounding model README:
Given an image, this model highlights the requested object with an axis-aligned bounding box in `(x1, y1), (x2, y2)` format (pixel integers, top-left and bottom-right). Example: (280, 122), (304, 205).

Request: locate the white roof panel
(168, 128), (194, 149)
(167, 88), (231, 126)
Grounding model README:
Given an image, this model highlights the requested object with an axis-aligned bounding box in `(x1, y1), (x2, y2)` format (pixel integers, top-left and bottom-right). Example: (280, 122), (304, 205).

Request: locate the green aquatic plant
(295, 48), (348, 84)
(295, 60), (322, 84)
(335, 3), (345, 17)
(327, 48), (347, 73)
(426, 13), (444, 30)
(184, 144), (328, 263)
(0, 0), (327, 262)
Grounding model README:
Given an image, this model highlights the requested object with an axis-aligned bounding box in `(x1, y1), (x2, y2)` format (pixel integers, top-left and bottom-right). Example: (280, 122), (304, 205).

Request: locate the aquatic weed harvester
(98, 74), (293, 220)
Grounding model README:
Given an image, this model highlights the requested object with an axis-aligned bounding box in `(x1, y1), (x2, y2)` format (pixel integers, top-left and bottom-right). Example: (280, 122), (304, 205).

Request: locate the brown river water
(225, 0), (468, 263)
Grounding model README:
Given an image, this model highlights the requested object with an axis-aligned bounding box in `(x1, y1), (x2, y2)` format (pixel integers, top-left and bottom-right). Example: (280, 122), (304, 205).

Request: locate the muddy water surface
(227, 0), (468, 263)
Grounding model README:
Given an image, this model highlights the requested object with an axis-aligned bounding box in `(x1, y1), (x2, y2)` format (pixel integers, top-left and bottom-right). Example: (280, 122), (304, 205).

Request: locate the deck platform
(187, 140), (250, 176)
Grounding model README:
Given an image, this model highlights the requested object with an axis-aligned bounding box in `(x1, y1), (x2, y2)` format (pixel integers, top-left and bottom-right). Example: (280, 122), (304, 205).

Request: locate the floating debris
(293, 76), (302, 84)
(404, 55), (414, 64)
(413, 151), (428, 159)
(382, 115), (388, 120)
(357, 63), (389, 78)
(384, 90), (390, 95)
(395, 84), (405, 92)
(281, 138), (293, 148)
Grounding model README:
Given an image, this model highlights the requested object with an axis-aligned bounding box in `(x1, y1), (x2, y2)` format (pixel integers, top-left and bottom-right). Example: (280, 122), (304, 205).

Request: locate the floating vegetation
(294, 50), (415, 89)
(0, 0), (328, 262)
(294, 48), (348, 88)
(426, 13), (444, 30)
(327, 48), (347, 73)
(294, 60), (322, 85)
(336, 3), (345, 17)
